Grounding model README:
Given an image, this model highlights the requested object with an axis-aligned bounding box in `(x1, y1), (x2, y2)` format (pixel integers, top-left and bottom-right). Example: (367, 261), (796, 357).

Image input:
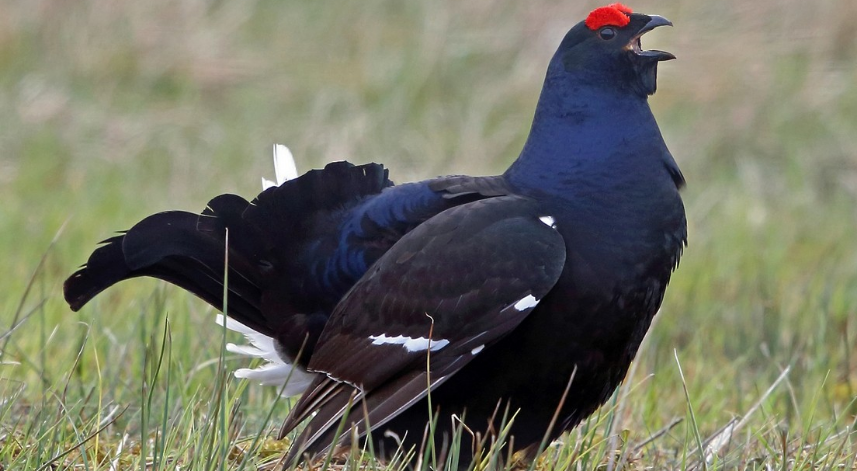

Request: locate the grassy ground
(1, 0), (856, 469)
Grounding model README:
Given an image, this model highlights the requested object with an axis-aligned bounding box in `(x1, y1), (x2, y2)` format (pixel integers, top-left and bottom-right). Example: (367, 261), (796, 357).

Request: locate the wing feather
(281, 195), (566, 461)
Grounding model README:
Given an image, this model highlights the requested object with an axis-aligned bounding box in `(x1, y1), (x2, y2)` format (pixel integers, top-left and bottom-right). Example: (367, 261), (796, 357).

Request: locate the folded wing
(281, 195), (567, 461)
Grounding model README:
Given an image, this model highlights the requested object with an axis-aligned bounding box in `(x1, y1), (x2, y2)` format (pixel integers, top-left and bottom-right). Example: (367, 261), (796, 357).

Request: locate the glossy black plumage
(282, 196), (566, 454)
(65, 5), (687, 468)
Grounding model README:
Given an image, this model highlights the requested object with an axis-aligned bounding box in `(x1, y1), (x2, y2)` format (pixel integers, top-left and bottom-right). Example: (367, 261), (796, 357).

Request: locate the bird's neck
(505, 74), (674, 201)
(504, 74), (686, 283)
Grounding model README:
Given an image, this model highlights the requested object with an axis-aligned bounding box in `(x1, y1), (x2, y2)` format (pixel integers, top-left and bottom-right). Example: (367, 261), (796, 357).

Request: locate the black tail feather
(64, 209), (271, 335)
(64, 161), (394, 351)
(65, 234), (133, 312)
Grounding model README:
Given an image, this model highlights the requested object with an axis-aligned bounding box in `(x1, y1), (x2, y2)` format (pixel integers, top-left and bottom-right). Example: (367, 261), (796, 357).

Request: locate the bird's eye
(599, 27), (616, 40)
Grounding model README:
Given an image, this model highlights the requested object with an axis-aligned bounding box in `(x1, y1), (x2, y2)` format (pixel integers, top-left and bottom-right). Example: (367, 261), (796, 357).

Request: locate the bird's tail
(63, 161), (393, 343)
(63, 193), (272, 333)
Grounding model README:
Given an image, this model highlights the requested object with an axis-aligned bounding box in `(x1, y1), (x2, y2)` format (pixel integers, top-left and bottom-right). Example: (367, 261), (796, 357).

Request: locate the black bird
(64, 3), (686, 467)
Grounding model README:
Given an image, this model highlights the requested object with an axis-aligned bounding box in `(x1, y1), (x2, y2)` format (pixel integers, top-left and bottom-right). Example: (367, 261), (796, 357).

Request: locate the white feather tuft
(368, 333), (450, 352)
(261, 144), (299, 190)
(538, 215), (556, 228)
(233, 363), (316, 397)
(513, 294), (540, 311)
(261, 177), (277, 190)
(214, 314), (316, 396)
(273, 144), (298, 184)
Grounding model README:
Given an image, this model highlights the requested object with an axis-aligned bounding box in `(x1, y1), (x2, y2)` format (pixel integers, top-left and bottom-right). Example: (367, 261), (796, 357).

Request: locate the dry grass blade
(34, 406), (128, 471)
(525, 366), (576, 471)
(690, 365), (792, 469)
(633, 417), (684, 452)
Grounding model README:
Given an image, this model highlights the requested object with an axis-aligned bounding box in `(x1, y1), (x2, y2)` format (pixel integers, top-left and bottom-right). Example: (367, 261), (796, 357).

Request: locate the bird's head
(551, 3), (674, 97)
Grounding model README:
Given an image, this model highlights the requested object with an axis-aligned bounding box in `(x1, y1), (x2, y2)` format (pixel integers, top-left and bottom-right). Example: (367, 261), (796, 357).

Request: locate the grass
(1, 0), (857, 469)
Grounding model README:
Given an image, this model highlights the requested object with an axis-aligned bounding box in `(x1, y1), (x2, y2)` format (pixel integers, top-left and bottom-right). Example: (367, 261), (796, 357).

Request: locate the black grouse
(64, 3), (686, 467)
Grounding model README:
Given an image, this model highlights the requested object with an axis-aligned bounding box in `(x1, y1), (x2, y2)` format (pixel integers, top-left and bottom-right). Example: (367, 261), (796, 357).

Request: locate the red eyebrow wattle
(585, 3), (633, 30)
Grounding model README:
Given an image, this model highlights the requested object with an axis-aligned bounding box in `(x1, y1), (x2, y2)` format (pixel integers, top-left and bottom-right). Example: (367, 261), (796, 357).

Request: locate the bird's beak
(627, 15), (675, 62)
(639, 15), (673, 36)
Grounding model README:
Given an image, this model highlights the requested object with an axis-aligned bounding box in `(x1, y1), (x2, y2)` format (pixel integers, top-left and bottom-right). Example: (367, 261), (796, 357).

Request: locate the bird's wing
(281, 195), (567, 458)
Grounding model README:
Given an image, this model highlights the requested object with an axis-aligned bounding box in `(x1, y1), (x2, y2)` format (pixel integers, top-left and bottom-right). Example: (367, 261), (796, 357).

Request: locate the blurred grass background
(1, 0), (856, 469)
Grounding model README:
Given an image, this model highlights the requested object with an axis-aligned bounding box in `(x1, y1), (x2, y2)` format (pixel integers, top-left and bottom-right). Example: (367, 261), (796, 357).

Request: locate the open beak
(627, 15), (675, 62)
